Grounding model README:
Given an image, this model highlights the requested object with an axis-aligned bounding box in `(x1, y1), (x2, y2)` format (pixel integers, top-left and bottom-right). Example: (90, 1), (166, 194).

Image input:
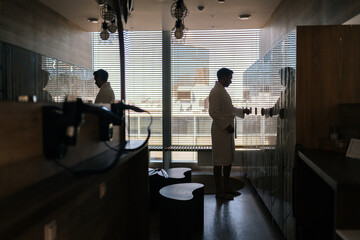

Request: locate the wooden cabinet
(296, 25), (360, 149)
(295, 25), (360, 239)
(340, 26), (360, 104)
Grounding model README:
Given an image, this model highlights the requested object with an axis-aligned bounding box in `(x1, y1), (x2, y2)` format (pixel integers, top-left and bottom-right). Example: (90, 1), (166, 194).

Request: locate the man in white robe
(209, 68), (249, 200)
(94, 69), (115, 103)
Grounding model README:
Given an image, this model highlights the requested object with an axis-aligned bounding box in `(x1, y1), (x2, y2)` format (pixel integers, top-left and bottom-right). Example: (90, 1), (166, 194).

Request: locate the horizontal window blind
(243, 31), (296, 146)
(92, 33), (121, 101)
(124, 31), (163, 147)
(42, 56), (95, 103)
(92, 30), (296, 159)
(171, 29), (260, 147)
(93, 32), (161, 149)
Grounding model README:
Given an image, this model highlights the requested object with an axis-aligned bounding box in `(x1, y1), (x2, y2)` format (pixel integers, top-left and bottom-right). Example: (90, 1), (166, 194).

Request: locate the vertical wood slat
(340, 25), (360, 103)
(296, 25), (360, 149)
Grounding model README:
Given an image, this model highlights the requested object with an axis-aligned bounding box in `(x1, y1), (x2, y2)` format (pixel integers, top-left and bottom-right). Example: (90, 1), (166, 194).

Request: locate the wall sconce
(170, 0), (188, 40)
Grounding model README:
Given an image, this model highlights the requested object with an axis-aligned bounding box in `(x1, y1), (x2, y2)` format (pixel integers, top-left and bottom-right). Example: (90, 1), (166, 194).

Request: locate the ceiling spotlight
(218, 0), (225, 3)
(87, 17), (99, 23)
(238, 14), (251, 20)
(197, 5), (204, 11)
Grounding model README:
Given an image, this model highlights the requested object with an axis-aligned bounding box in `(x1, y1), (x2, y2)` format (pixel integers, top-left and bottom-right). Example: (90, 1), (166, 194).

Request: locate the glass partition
(0, 41), (95, 102)
(243, 30), (296, 239)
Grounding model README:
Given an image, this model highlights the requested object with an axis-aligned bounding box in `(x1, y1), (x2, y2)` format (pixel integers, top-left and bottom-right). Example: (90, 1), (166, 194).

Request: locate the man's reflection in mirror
(273, 67), (296, 204)
(38, 69), (53, 102)
(274, 67), (295, 119)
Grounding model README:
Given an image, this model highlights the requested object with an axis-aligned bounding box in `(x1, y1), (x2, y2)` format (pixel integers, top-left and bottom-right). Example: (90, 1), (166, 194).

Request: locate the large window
(171, 30), (260, 149)
(92, 33), (121, 99)
(92, 30), (262, 162)
(93, 32), (162, 161)
(124, 31), (163, 150)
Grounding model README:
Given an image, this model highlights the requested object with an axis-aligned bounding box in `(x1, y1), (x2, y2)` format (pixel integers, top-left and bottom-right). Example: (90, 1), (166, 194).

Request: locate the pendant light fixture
(100, 22), (110, 40)
(95, 1), (118, 41)
(170, 0), (188, 40)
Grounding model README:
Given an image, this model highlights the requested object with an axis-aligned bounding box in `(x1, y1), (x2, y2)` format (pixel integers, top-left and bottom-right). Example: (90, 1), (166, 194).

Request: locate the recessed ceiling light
(95, 0), (105, 5)
(88, 17), (99, 23)
(197, 5), (204, 11)
(238, 14), (251, 20)
(218, 0), (225, 3)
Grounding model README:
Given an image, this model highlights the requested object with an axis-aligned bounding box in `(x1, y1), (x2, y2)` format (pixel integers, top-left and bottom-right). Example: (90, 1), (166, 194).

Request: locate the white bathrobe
(95, 82), (115, 103)
(209, 81), (244, 166)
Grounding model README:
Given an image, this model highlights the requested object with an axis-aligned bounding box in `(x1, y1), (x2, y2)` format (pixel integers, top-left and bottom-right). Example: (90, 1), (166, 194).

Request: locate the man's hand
(226, 125), (234, 134)
(243, 108), (251, 115)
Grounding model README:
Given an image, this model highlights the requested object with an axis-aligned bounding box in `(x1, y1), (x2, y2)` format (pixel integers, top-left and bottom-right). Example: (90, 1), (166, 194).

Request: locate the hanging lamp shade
(174, 28), (183, 39)
(100, 30), (110, 40)
(100, 22), (109, 40)
(108, 20), (117, 33)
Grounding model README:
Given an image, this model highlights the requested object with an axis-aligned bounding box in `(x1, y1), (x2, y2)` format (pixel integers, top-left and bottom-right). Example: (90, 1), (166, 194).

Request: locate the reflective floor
(149, 175), (284, 240)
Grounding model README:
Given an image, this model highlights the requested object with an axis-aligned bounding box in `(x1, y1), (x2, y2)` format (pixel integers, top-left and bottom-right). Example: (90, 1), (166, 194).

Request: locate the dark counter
(0, 141), (149, 240)
(298, 150), (360, 191)
(296, 149), (360, 240)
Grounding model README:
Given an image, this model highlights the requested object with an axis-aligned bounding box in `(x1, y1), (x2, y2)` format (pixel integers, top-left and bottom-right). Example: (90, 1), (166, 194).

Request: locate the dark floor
(149, 174), (284, 240)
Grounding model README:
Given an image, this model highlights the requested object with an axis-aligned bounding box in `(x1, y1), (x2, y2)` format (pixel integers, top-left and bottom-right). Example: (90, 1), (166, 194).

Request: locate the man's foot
(225, 189), (241, 196)
(215, 193), (234, 200)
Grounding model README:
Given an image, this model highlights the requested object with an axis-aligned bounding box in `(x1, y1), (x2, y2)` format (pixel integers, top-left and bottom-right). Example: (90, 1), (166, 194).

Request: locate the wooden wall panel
(296, 26), (341, 148)
(261, 0), (360, 56)
(340, 25), (360, 103)
(0, 0), (91, 69)
(0, 102), (120, 198)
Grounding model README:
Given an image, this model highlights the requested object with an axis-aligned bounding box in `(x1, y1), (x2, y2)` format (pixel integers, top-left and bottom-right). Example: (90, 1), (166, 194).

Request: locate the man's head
(40, 69), (50, 87)
(279, 67), (295, 87)
(217, 68), (233, 87)
(93, 69), (109, 88)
